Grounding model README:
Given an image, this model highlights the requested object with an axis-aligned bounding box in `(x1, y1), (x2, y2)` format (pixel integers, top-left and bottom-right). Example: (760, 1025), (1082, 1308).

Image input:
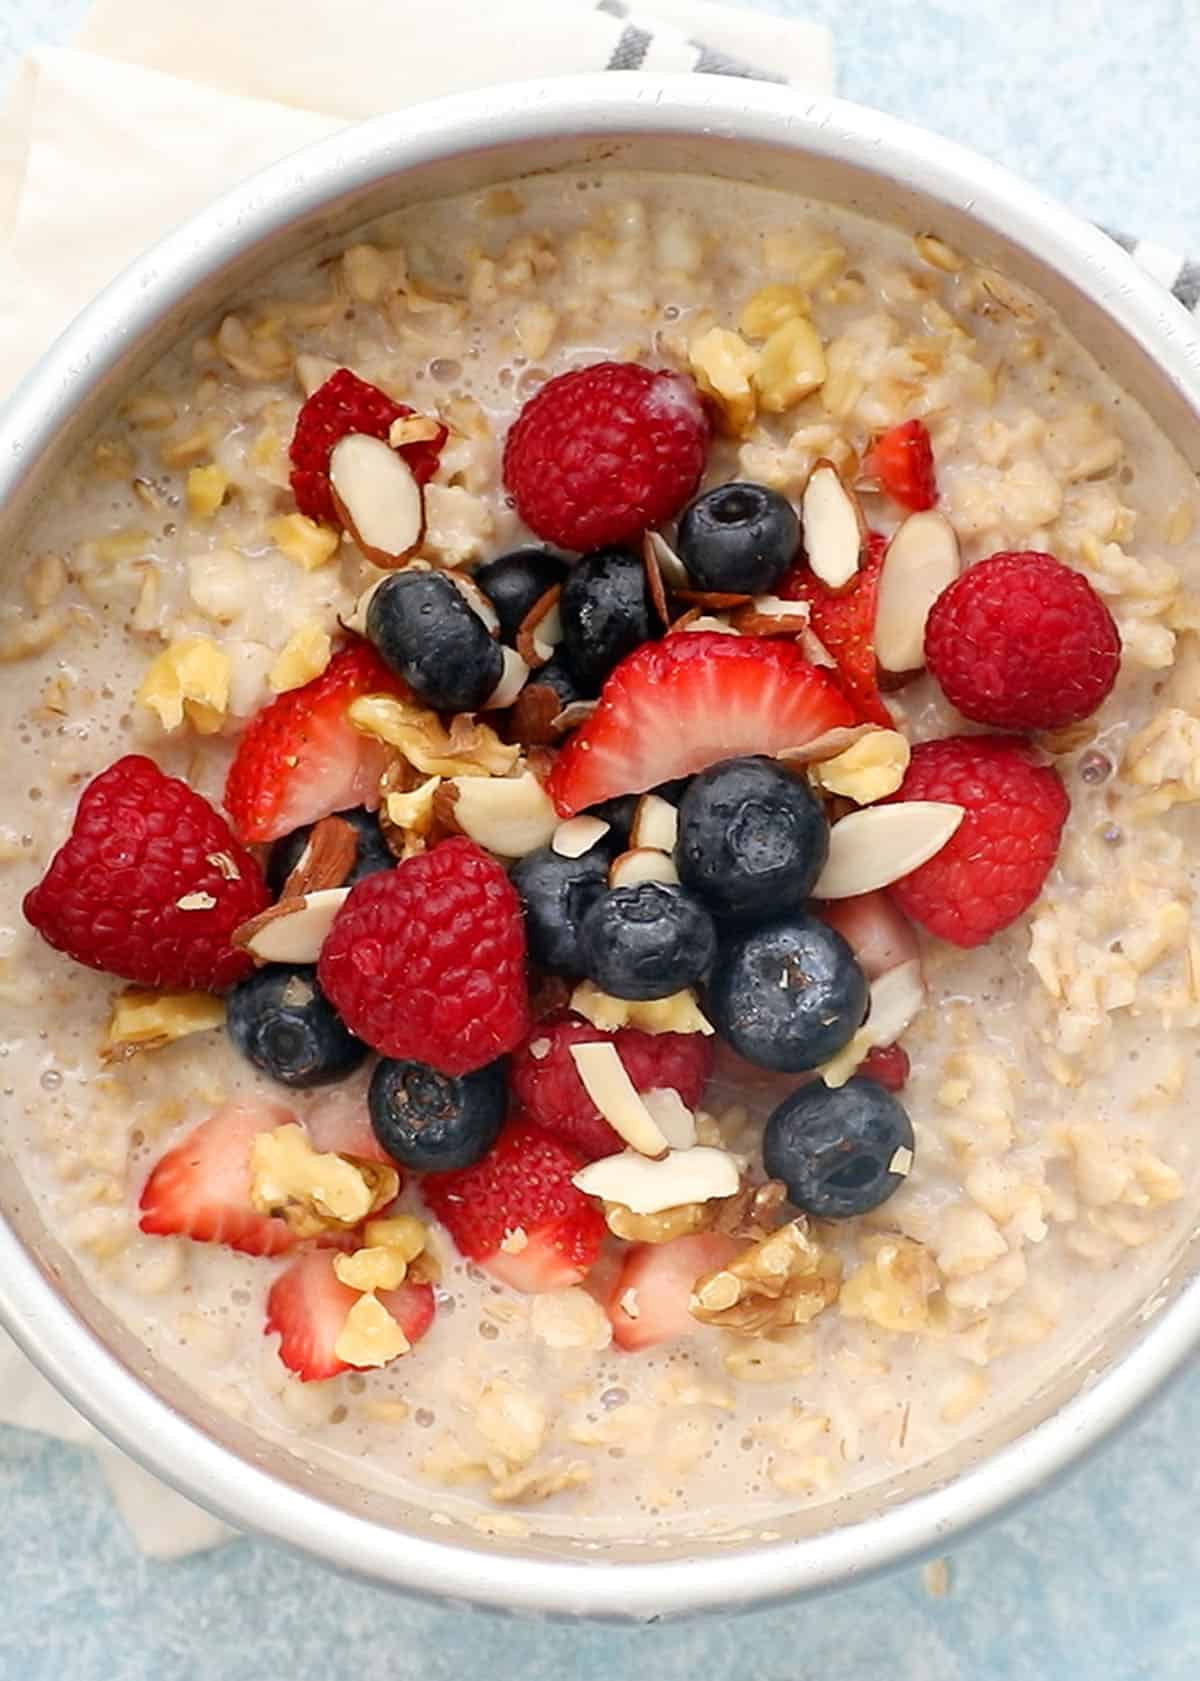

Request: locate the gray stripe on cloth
(691, 42), (786, 81)
(607, 22), (652, 68)
(595, 0), (629, 16)
(1172, 261), (1200, 312)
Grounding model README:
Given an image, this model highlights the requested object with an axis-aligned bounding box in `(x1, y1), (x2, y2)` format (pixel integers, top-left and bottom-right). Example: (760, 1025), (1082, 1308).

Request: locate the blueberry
(533, 652), (587, 712)
(677, 756), (828, 920)
(588, 780), (690, 850)
(474, 546), (567, 641)
(560, 547), (657, 691)
(267, 807), (393, 897)
(368, 1056), (507, 1172)
(763, 1076), (915, 1218)
(579, 882), (717, 1000)
(706, 914), (867, 1072)
(510, 842), (611, 975)
(366, 570), (502, 711)
(676, 482), (800, 594)
(227, 965), (367, 1088)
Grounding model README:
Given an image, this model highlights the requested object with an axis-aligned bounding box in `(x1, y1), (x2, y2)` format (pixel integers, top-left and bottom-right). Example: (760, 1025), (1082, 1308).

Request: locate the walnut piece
(689, 1218), (841, 1335)
(250, 1123), (398, 1238)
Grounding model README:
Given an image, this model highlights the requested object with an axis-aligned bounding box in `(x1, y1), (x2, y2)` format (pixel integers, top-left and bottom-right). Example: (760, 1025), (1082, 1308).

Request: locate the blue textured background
(2, 3), (1198, 1676)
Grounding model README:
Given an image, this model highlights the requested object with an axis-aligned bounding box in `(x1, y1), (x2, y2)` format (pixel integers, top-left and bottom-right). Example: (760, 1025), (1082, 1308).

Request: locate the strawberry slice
(813, 890), (920, 980)
(782, 532), (891, 727)
(863, 418), (938, 511)
(289, 369), (447, 526)
(546, 633), (857, 817)
(858, 1042), (910, 1092)
(305, 1080), (398, 1167)
(265, 1250), (435, 1382)
(224, 640), (407, 844)
(607, 1233), (740, 1352)
(421, 1116), (606, 1294)
(138, 1098), (299, 1256)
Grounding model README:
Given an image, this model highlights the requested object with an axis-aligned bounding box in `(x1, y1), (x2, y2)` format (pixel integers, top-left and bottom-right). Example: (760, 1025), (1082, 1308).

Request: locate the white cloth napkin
(0, 0), (833, 1556)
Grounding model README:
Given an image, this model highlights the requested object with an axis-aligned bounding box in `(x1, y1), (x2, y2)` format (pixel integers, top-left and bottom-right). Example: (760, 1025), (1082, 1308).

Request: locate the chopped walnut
(250, 1124), (398, 1237)
(689, 1219), (840, 1335)
(604, 1200), (712, 1243)
(348, 694), (520, 778)
(839, 1235), (941, 1334)
(102, 988), (225, 1060)
(333, 1292), (410, 1368)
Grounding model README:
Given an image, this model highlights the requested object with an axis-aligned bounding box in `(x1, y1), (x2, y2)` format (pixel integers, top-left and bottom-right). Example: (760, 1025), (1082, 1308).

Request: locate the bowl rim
(2, 72), (1199, 1619)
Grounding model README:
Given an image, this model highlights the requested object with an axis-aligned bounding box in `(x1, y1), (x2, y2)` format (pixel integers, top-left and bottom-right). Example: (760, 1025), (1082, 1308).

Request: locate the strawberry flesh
(864, 419), (938, 511)
(138, 1099), (299, 1256)
(547, 632), (857, 816)
(608, 1232), (740, 1352)
(265, 1249), (435, 1381)
(782, 532), (891, 726)
(812, 890), (920, 981)
(289, 369), (447, 527)
(223, 640), (407, 845)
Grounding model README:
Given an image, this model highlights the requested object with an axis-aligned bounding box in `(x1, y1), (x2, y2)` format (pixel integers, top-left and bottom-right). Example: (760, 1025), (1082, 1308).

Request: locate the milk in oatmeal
(3, 171), (1200, 1541)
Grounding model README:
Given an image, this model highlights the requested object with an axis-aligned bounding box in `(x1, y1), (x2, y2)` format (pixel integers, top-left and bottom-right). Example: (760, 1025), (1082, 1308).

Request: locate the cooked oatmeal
(3, 169), (1200, 1541)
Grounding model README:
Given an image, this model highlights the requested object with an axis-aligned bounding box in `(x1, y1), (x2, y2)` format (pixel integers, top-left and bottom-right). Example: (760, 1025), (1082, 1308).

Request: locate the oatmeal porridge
(3, 171), (1199, 1543)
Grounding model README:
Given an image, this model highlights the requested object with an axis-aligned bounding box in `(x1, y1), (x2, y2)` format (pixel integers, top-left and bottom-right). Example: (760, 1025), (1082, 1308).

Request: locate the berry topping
(138, 1099), (299, 1255)
(812, 890), (920, 981)
(559, 547), (658, 692)
(267, 806), (394, 897)
(606, 1232), (740, 1351)
(579, 882), (717, 1001)
(510, 839), (611, 976)
(502, 361), (709, 551)
(226, 965), (367, 1088)
(474, 546), (568, 641)
(676, 755), (829, 921)
(863, 418), (938, 511)
(288, 368), (446, 527)
(857, 1042), (911, 1093)
(706, 913), (868, 1073)
(547, 632), (857, 816)
(421, 1116), (606, 1293)
(763, 1076), (915, 1218)
(924, 550), (1121, 731)
(887, 735), (1069, 947)
(509, 1014), (714, 1160)
(782, 531), (891, 726)
(223, 641), (406, 845)
(265, 1249), (435, 1382)
(676, 481), (800, 594)
(24, 755), (268, 992)
(318, 837), (530, 1074)
(305, 1080), (397, 1164)
(367, 1056), (507, 1173)
(365, 569), (504, 713)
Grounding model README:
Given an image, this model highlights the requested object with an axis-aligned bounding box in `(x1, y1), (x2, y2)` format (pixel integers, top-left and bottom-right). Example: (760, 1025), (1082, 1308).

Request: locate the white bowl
(1, 74), (1198, 1620)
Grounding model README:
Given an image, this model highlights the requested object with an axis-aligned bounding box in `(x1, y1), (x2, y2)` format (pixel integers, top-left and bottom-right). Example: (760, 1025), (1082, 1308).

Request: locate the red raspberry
(23, 755), (268, 991)
(289, 369), (447, 526)
(510, 1014), (715, 1160)
(858, 1043), (910, 1093)
(318, 837), (529, 1074)
(887, 736), (1069, 948)
(502, 361), (709, 551)
(925, 551), (1121, 731)
(864, 419), (938, 510)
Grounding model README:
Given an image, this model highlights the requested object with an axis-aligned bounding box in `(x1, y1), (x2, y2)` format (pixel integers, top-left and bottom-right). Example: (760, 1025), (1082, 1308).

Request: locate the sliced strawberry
(289, 368), (447, 526)
(306, 1082), (398, 1167)
(608, 1233), (740, 1352)
(813, 890), (920, 980)
(421, 1116), (606, 1294)
(858, 1042), (910, 1092)
(265, 1250), (435, 1382)
(547, 633), (857, 817)
(863, 419), (938, 511)
(139, 1099), (298, 1256)
(782, 532), (891, 726)
(223, 640), (408, 844)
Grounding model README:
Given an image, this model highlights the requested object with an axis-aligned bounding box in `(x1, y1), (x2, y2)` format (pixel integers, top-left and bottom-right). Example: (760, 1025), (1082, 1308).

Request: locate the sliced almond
(573, 1146), (740, 1215)
(279, 814), (358, 899)
(730, 595), (812, 637)
(449, 573), (501, 637)
(679, 615), (740, 635)
(234, 886), (351, 964)
(775, 724), (877, 766)
(641, 532), (672, 628)
(629, 793), (679, 854)
(552, 699), (598, 730)
(568, 1041), (671, 1158)
(295, 353), (342, 397)
(802, 460), (864, 591)
(668, 607), (702, 633)
(388, 413), (443, 449)
(819, 959), (926, 1089)
(481, 645), (529, 711)
(609, 847), (680, 888)
(329, 434), (424, 567)
(813, 801), (965, 899)
(552, 815), (611, 859)
(644, 530), (690, 590)
(448, 769), (558, 858)
(515, 585), (562, 669)
(673, 589), (753, 609)
(641, 1087), (697, 1151)
(875, 510), (961, 675)
(800, 626), (837, 668)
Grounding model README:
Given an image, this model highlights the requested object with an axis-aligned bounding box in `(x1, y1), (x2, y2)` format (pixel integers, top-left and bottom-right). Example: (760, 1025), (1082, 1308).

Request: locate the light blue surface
(1, 3), (1198, 1677)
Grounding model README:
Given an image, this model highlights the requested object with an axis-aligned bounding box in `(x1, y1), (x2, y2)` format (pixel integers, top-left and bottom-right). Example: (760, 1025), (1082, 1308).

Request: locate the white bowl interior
(2, 80), (1200, 1618)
